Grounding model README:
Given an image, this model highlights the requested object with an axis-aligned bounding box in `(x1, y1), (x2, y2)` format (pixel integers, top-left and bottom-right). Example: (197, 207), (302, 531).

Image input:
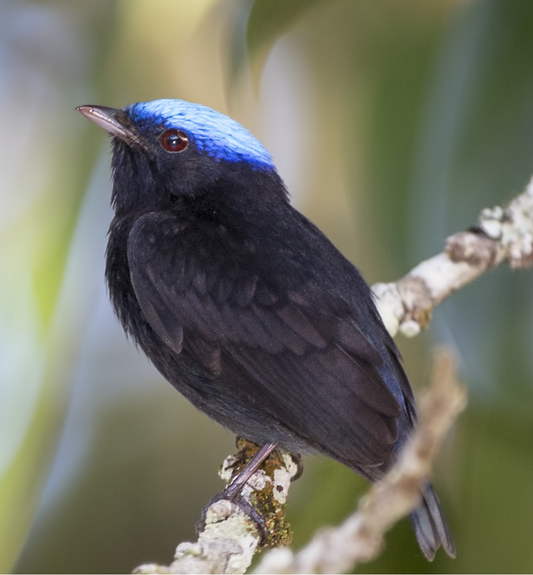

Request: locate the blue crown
(127, 99), (274, 169)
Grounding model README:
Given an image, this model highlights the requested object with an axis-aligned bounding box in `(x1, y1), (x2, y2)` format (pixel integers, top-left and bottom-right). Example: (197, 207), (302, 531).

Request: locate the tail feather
(410, 482), (456, 560)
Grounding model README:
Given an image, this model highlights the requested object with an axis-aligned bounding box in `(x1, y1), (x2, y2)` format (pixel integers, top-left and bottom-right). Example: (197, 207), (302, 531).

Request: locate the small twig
(373, 176), (533, 338)
(253, 349), (466, 574)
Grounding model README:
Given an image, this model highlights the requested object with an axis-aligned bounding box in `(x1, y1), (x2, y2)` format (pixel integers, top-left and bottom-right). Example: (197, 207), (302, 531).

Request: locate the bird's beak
(76, 105), (137, 144)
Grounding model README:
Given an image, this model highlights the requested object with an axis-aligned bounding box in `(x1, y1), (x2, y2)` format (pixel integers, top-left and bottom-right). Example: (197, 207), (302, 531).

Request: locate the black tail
(410, 481), (456, 560)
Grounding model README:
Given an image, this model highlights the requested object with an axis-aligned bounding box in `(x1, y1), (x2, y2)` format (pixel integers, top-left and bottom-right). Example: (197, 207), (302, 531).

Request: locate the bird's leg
(197, 441), (282, 545)
(223, 442), (278, 498)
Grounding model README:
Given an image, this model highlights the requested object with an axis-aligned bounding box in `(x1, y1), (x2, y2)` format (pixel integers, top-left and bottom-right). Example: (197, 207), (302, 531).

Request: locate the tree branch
(133, 178), (533, 574)
(372, 176), (533, 338)
(134, 443), (299, 575)
(254, 350), (466, 574)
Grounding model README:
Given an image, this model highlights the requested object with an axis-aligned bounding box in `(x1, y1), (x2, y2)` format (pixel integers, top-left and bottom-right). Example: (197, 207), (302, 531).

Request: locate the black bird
(77, 99), (455, 560)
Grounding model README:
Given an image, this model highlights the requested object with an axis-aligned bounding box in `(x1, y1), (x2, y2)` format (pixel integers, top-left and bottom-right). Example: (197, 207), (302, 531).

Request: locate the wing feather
(128, 212), (401, 466)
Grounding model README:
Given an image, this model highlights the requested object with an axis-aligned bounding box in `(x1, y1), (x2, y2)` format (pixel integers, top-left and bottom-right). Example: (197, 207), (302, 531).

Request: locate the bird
(77, 99), (455, 560)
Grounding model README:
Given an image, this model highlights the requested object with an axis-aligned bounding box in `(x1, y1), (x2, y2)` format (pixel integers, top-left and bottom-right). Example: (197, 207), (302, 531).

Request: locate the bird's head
(77, 99), (281, 213)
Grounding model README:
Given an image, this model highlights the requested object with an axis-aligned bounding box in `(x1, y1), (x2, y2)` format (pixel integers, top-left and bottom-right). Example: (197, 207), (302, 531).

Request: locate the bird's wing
(128, 211), (401, 466)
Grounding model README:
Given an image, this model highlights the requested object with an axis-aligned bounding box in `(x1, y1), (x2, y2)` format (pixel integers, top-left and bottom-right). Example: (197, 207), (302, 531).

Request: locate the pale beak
(77, 105), (138, 145)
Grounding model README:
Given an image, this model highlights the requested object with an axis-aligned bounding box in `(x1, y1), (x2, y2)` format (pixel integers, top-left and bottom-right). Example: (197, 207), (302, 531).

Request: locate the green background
(1, 0), (532, 572)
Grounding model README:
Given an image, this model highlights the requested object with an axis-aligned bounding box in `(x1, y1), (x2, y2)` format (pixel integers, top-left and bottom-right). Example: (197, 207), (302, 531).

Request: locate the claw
(196, 440), (301, 548)
(197, 490), (270, 545)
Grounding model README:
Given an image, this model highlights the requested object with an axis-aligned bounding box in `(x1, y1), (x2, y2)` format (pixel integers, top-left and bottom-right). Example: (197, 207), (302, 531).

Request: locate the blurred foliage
(229, 0), (325, 82)
(246, 0), (324, 55)
(0, 0), (531, 573)
(0, 2), (117, 570)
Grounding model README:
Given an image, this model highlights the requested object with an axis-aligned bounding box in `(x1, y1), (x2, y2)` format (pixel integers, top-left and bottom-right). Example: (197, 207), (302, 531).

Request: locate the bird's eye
(161, 129), (189, 153)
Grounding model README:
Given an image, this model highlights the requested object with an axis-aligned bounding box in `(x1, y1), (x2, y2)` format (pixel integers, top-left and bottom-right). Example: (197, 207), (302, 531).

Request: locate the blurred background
(2, 0), (533, 572)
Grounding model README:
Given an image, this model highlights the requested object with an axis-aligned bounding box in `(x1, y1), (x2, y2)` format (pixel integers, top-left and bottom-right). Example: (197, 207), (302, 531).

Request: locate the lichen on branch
(373, 176), (533, 338)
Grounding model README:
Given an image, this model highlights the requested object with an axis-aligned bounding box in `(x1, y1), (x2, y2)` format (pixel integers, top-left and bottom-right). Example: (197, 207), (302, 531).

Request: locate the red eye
(161, 129), (189, 152)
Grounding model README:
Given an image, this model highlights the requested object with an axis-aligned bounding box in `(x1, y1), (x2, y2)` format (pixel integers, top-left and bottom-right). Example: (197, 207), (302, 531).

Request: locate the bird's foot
(196, 440), (300, 548)
(290, 453), (304, 482)
(196, 489), (270, 545)
(196, 441), (278, 545)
